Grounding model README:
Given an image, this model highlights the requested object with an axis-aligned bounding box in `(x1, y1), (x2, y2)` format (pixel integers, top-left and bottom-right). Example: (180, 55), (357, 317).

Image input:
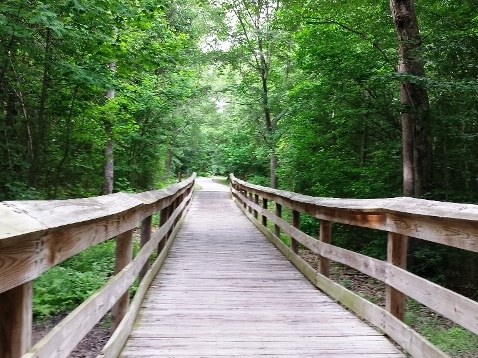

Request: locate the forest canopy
(1, 0), (477, 204)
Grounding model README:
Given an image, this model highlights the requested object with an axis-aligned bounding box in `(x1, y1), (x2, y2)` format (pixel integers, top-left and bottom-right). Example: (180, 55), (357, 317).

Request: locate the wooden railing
(0, 174), (196, 358)
(230, 174), (478, 358)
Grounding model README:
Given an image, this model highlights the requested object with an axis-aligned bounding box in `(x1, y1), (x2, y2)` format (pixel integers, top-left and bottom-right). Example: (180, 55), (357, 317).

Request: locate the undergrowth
(33, 240), (116, 319)
(33, 236), (143, 320)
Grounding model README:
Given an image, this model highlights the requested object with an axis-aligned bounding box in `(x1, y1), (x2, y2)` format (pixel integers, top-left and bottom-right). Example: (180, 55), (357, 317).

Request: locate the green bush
(33, 240), (116, 319)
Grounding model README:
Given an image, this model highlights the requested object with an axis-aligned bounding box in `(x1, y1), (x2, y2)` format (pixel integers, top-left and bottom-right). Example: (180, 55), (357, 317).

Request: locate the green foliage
(406, 299), (478, 356)
(422, 326), (478, 355)
(33, 240), (116, 319)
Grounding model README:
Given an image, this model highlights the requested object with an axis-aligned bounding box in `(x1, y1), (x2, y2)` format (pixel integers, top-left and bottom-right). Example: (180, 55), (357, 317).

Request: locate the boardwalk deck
(119, 178), (406, 357)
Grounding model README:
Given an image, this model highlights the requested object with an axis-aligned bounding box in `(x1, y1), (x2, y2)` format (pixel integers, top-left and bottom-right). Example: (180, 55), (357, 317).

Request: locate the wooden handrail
(230, 174), (478, 358)
(0, 174), (196, 358)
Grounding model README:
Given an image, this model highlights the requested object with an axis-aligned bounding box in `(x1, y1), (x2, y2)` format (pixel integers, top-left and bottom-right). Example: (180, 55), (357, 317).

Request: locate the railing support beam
(0, 282), (32, 358)
(158, 208), (169, 253)
(274, 203), (282, 238)
(139, 215), (152, 282)
(262, 198), (268, 226)
(291, 210), (300, 253)
(111, 229), (133, 333)
(254, 194), (259, 219)
(386, 232), (408, 321)
(319, 220), (332, 277)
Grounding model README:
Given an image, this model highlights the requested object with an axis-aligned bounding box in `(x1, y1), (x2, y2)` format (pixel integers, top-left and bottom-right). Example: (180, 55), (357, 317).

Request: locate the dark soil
(32, 315), (111, 358)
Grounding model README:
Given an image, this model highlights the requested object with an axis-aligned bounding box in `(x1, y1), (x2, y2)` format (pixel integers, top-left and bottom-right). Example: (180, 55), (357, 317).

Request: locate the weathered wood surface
(234, 199), (448, 358)
(22, 188), (194, 358)
(232, 187), (478, 337)
(230, 175), (478, 252)
(120, 178), (405, 357)
(0, 175), (195, 295)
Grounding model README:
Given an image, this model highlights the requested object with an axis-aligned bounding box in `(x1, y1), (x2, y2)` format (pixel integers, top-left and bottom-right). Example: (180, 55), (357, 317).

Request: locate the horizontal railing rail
(0, 174), (196, 358)
(230, 174), (478, 358)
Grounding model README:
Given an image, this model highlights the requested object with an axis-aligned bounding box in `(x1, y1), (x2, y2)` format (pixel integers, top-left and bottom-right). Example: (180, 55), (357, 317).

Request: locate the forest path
(119, 178), (405, 357)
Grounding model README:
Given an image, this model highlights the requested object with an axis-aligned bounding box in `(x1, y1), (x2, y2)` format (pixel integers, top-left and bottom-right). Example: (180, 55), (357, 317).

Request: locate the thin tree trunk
(103, 138), (114, 194)
(270, 150), (278, 189)
(103, 61), (116, 195)
(390, 0), (432, 198)
(29, 28), (52, 188)
(53, 86), (79, 198)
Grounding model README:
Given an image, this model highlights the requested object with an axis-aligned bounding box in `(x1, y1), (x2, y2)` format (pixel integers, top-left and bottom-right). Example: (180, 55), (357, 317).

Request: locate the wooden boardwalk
(120, 178), (405, 357)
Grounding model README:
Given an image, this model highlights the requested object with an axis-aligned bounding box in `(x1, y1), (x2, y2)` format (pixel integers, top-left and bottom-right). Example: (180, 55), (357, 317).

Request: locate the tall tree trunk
(103, 61), (116, 195)
(103, 138), (114, 195)
(29, 28), (52, 188)
(390, 0), (432, 198)
(270, 150), (278, 189)
(390, 0), (432, 272)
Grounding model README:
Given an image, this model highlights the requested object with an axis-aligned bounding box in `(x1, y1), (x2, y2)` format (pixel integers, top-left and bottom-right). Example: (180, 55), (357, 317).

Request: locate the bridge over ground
(1, 175), (477, 358)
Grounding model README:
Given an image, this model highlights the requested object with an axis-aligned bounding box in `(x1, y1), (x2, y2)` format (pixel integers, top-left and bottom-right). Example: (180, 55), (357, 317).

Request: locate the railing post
(174, 194), (182, 225)
(386, 232), (408, 321)
(254, 194), (259, 219)
(274, 203), (282, 238)
(319, 220), (332, 277)
(291, 210), (300, 253)
(167, 200), (175, 239)
(111, 229), (133, 333)
(0, 282), (32, 358)
(158, 206), (169, 253)
(248, 192), (253, 214)
(243, 189), (248, 209)
(262, 198), (268, 226)
(139, 215), (152, 282)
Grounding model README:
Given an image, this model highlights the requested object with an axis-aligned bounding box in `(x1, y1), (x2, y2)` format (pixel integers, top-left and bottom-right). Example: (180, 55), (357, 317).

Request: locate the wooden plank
(0, 205), (142, 294)
(139, 216), (152, 281)
(234, 182), (478, 336)
(111, 230), (133, 333)
(230, 174), (478, 252)
(262, 198), (268, 226)
(253, 194), (259, 219)
(0, 175), (196, 295)
(117, 182), (407, 358)
(291, 210), (300, 253)
(231, 182), (449, 358)
(385, 264), (478, 335)
(274, 203), (282, 237)
(386, 232), (407, 321)
(0, 282), (32, 358)
(314, 274), (449, 358)
(319, 220), (332, 277)
(21, 189), (194, 358)
(98, 195), (193, 358)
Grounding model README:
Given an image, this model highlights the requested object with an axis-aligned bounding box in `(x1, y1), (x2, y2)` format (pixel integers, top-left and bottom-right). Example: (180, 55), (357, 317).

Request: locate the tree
(208, 0), (292, 188)
(390, 0), (432, 198)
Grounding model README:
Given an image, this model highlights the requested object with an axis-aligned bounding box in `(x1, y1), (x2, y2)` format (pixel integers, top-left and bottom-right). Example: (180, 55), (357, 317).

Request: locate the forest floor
(32, 315), (110, 358)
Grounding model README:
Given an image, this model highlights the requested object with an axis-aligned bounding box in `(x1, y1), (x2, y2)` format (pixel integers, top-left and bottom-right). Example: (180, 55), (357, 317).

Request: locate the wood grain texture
(0, 282), (32, 358)
(233, 186), (478, 336)
(111, 230), (134, 333)
(19, 185), (194, 358)
(98, 193), (194, 358)
(120, 178), (406, 358)
(0, 175), (195, 295)
(386, 232), (407, 321)
(230, 174), (478, 252)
